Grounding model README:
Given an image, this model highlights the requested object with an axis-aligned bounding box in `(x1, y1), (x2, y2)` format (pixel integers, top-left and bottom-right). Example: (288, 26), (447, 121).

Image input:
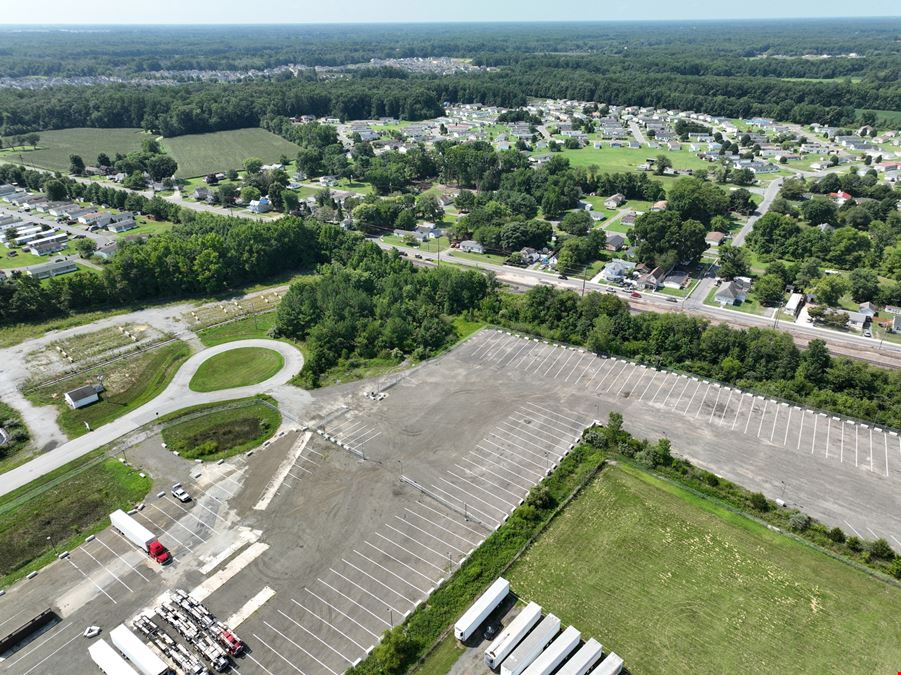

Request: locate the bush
(703, 472), (719, 487)
(890, 558), (901, 580)
(749, 492), (770, 512)
(868, 538), (896, 561)
(788, 512), (811, 532)
(826, 527), (846, 544)
(846, 536), (863, 553)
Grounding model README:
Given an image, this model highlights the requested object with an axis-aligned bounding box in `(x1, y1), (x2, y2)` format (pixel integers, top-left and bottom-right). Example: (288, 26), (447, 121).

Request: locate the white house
(63, 384), (102, 409)
(714, 277), (752, 306)
(249, 197), (272, 214)
(459, 240), (484, 254)
(604, 193), (626, 209)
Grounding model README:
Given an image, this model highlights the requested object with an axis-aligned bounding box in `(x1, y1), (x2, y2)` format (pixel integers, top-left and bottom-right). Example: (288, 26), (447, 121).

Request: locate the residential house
(600, 259), (636, 283)
(620, 212), (637, 225)
(95, 243), (118, 260)
(107, 219), (137, 234)
(27, 232), (68, 256)
(892, 316), (901, 333)
(830, 191), (853, 205)
(705, 231), (725, 247)
(714, 276), (752, 305)
(650, 200), (668, 212)
(858, 302), (877, 318)
(605, 233), (625, 251)
(249, 197), (272, 214)
(25, 260), (77, 279)
(192, 187), (211, 201)
(785, 292), (805, 317)
(459, 240), (484, 254)
(663, 271), (690, 289)
(883, 305), (901, 316)
(63, 384), (102, 410)
(589, 211), (606, 222)
(638, 266), (668, 290)
(846, 311), (869, 331)
(604, 193), (626, 209)
(519, 247), (541, 264)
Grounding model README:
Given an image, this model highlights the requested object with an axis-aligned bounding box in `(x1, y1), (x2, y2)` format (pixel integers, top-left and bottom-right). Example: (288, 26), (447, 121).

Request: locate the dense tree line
(489, 285), (901, 427)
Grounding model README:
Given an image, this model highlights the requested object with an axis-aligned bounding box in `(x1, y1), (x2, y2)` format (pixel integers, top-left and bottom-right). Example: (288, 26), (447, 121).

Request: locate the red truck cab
(218, 629), (246, 656)
(148, 540), (172, 564)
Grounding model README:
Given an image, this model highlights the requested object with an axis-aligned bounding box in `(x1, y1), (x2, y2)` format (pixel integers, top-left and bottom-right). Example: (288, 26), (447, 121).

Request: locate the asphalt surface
(0, 339), (304, 497)
(2, 328), (897, 675)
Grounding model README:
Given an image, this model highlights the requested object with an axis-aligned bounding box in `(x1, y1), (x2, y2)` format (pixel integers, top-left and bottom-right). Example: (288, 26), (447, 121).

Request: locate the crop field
(0, 128), (147, 172)
(507, 464), (901, 674)
(162, 128), (301, 178)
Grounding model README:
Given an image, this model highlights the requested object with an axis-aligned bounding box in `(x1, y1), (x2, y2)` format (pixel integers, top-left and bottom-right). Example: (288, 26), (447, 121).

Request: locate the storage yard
(0, 328), (899, 674)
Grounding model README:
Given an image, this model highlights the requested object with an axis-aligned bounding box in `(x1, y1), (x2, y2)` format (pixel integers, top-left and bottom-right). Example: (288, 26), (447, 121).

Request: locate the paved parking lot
(2, 327), (899, 674)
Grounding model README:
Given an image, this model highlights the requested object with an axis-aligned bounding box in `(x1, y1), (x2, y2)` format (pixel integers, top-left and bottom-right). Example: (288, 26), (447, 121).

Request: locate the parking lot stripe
(77, 547), (133, 592)
(551, 350), (577, 378)
(541, 347), (567, 377)
(707, 386), (722, 423)
(616, 364), (640, 395)
(188, 495), (230, 525)
(523, 403), (585, 430)
(796, 410), (806, 451)
(92, 537), (150, 581)
(20, 632), (82, 675)
(811, 414), (819, 454)
(718, 389), (733, 425)
(65, 558), (117, 604)
(504, 342), (532, 369)
(683, 380), (702, 415)
(476, 444), (545, 479)
(883, 433), (890, 477)
(489, 435), (554, 467)
(252, 633), (306, 674)
(782, 407), (792, 446)
(825, 417), (832, 458)
(342, 557), (419, 600)
(482, 438), (547, 470)
(756, 400), (770, 438)
(510, 342), (541, 370)
(582, 359), (609, 390)
(436, 477), (509, 516)
(664, 375), (686, 408)
(495, 423), (559, 452)
(0, 609), (25, 629)
(318, 578), (393, 628)
(376, 530), (448, 572)
(364, 541), (437, 584)
(743, 398), (756, 435)
(532, 345), (558, 374)
(330, 568), (404, 614)
(290, 601), (371, 656)
(394, 514), (467, 555)
(869, 427), (874, 472)
(276, 609), (356, 664)
(428, 483), (500, 524)
(460, 456), (531, 491)
(2, 623), (77, 671)
(135, 507), (195, 551)
(596, 361), (626, 392)
(769, 404), (781, 443)
(264, 621), (333, 674)
(452, 465), (521, 501)
(405, 505), (482, 541)
(306, 588), (381, 640)
(165, 497), (222, 534)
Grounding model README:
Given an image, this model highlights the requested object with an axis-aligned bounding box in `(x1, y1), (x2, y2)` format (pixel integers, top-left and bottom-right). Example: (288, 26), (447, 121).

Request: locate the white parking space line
(532, 345), (559, 374)
(581, 358), (609, 390)
(782, 407), (793, 446)
(264, 620), (337, 674)
(509, 343), (540, 370)
(135, 507), (195, 551)
(719, 389), (734, 425)
(436, 476), (509, 516)
(252, 632), (306, 674)
(503, 342), (532, 369)
(318, 578), (393, 628)
(743, 398), (756, 435)
(459, 457), (531, 492)
(483, 438), (547, 469)
(551, 350), (578, 379)
(427, 483), (501, 525)
(616, 364), (639, 395)
(330, 568), (404, 615)
(374, 531), (447, 574)
(811, 414), (820, 454)
(796, 409), (806, 451)
(341, 558), (418, 603)
(495, 422), (559, 452)
(165, 497), (222, 534)
(596, 360), (626, 392)
(665, 375), (688, 408)
(707, 386), (722, 423)
(523, 402), (585, 430)
(452, 465), (522, 501)
(353, 549), (429, 592)
(65, 558), (117, 604)
(640, 370), (660, 401)
(363, 541), (435, 592)
(564, 352), (589, 382)
(76, 547), (134, 593)
(276, 609), (355, 665)
(405, 504), (482, 541)
(0, 609), (25, 629)
(188, 495), (230, 525)
(541, 347), (567, 377)
(92, 537), (150, 581)
(682, 380), (702, 415)
(306, 588), (380, 639)
(843, 520), (863, 538)
(476, 444), (545, 479)
(1, 623), (77, 672)
(20, 632), (81, 675)
(883, 433), (890, 477)
(769, 404), (781, 443)
(394, 514), (467, 555)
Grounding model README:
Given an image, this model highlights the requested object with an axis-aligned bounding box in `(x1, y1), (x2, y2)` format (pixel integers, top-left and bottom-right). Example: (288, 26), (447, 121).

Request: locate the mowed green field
(163, 128), (301, 178)
(508, 465), (901, 674)
(540, 145), (712, 173)
(0, 128), (147, 172)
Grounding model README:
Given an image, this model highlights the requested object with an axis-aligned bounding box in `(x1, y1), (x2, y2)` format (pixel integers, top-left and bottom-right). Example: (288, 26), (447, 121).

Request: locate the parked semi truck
(110, 509), (172, 564)
(110, 624), (169, 675)
(454, 577), (510, 641)
(557, 638), (604, 675)
(484, 601), (542, 669)
(88, 638), (140, 675)
(500, 613), (560, 675)
(522, 625), (580, 675)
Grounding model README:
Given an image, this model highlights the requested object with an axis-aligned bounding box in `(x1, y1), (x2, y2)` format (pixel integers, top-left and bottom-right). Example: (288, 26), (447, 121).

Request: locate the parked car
(171, 484), (192, 503)
(630, 291), (642, 298)
(863, 330), (872, 338)
(558, 274), (568, 280)
(666, 297), (678, 303)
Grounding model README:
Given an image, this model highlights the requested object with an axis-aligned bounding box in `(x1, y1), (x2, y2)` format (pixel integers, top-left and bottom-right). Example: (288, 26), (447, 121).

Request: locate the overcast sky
(4, 1), (899, 24)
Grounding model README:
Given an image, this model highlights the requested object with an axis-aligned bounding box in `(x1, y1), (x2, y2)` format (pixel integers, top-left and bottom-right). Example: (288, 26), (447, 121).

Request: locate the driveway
(0, 339), (304, 497)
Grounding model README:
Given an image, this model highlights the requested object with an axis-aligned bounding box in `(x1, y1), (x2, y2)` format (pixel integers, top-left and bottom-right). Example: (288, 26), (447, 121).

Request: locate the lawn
(188, 346), (285, 392)
(447, 250), (509, 266)
(0, 401), (32, 476)
(704, 286), (768, 316)
(603, 220), (633, 234)
(0, 240), (79, 269)
(0, 456), (151, 588)
(197, 312), (278, 347)
(161, 398), (281, 460)
(544, 146), (710, 174)
(24, 341), (191, 438)
(382, 234), (451, 252)
(162, 128), (301, 178)
(0, 128), (148, 172)
(507, 464), (901, 674)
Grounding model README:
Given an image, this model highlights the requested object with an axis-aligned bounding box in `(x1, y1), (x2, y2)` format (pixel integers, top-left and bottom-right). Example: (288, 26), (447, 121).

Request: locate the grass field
(0, 128), (147, 172)
(163, 128), (301, 178)
(541, 146), (711, 174)
(197, 312), (278, 347)
(0, 241), (80, 269)
(189, 346), (284, 392)
(161, 399), (281, 460)
(507, 464), (901, 674)
(0, 457), (151, 588)
(0, 401), (31, 476)
(25, 341), (190, 438)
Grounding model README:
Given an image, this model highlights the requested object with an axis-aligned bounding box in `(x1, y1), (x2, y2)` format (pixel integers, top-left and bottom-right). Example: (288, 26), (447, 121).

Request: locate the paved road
(732, 175), (785, 246)
(628, 121), (646, 146)
(0, 339), (304, 498)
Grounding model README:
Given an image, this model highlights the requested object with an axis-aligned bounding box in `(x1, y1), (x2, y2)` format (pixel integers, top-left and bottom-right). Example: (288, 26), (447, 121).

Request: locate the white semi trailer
(484, 601), (542, 669)
(454, 577), (510, 641)
(500, 613), (560, 675)
(88, 638), (140, 675)
(557, 637), (604, 675)
(593, 651), (624, 675)
(110, 624), (169, 675)
(522, 625), (580, 675)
